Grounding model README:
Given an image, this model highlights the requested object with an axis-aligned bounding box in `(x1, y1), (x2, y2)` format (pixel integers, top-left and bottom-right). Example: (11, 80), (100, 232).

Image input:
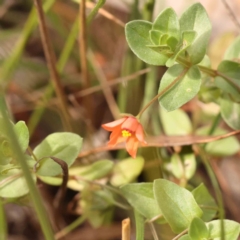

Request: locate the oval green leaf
(153, 179), (202, 233)
(110, 157), (144, 186)
(153, 8), (180, 41)
(159, 64), (201, 111)
(220, 97), (240, 130)
(207, 220), (240, 240)
(189, 217), (209, 240)
(33, 132), (83, 176)
(14, 121), (29, 152)
(121, 183), (165, 223)
(160, 108), (192, 135)
(224, 36), (240, 61)
(192, 183), (218, 222)
(125, 20), (168, 65)
(179, 3), (212, 64)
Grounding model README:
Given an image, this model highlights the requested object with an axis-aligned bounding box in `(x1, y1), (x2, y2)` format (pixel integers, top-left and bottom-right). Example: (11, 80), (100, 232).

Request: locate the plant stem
(0, 198), (7, 240)
(0, 96), (55, 240)
(134, 209), (145, 240)
(198, 147), (225, 240)
(137, 68), (188, 118)
(55, 215), (86, 239)
(0, 0), (55, 89)
(172, 229), (188, 240)
(148, 222), (159, 240)
(33, 0), (73, 132)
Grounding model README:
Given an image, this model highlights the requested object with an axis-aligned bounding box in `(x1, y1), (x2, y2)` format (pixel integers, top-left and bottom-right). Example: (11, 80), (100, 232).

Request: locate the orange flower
(102, 117), (147, 158)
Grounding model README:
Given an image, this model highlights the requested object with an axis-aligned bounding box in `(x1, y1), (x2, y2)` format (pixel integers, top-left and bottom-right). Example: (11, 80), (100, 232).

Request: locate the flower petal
(135, 124), (147, 144)
(121, 117), (139, 132)
(102, 118), (127, 131)
(126, 137), (139, 158)
(108, 129), (125, 146)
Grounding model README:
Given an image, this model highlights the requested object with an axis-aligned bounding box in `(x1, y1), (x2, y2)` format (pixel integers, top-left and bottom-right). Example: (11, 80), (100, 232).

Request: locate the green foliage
(189, 217), (209, 240)
(192, 183), (218, 222)
(110, 157), (144, 186)
(33, 132), (83, 176)
(121, 183), (165, 223)
(153, 179), (202, 233)
(158, 64), (201, 111)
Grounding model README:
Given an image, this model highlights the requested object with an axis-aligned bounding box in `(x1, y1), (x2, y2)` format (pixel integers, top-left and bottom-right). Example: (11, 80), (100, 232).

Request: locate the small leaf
(207, 220), (240, 240)
(153, 179), (202, 233)
(0, 168), (36, 198)
(179, 235), (191, 240)
(153, 8), (180, 41)
(110, 157), (144, 186)
(125, 20), (168, 65)
(215, 60), (240, 100)
(171, 153), (196, 180)
(14, 121), (29, 152)
(149, 30), (162, 45)
(159, 64), (201, 111)
(220, 96), (240, 130)
(224, 36), (240, 61)
(196, 126), (240, 156)
(160, 108), (192, 135)
(121, 183), (165, 223)
(192, 183), (217, 221)
(179, 3), (212, 64)
(189, 217), (209, 240)
(33, 132), (83, 176)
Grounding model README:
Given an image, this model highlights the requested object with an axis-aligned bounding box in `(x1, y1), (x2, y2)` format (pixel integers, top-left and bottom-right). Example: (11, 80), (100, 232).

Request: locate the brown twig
(86, 1), (125, 27)
(88, 50), (120, 119)
(221, 0), (240, 31)
(33, 0), (73, 131)
(78, 130), (240, 158)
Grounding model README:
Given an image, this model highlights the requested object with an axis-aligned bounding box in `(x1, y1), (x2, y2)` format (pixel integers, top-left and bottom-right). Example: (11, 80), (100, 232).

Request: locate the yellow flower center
(122, 129), (132, 138)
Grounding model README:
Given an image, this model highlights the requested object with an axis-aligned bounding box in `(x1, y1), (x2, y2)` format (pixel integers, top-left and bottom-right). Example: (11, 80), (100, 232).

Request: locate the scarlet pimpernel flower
(102, 116), (147, 158)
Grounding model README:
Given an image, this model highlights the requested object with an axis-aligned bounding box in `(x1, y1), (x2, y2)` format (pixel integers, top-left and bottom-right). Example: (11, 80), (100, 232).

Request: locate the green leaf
(121, 183), (165, 223)
(166, 30), (196, 67)
(196, 126), (240, 156)
(153, 8), (180, 41)
(215, 60), (240, 100)
(160, 108), (192, 135)
(220, 97), (240, 130)
(67, 160), (114, 191)
(192, 183), (217, 221)
(33, 132), (83, 176)
(0, 168), (36, 198)
(153, 179), (202, 233)
(189, 217), (209, 240)
(149, 30), (161, 45)
(14, 121), (29, 152)
(159, 64), (201, 111)
(179, 3), (212, 64)
(179, 235), (191, 240)
(125, 20), (168, 65)
(110, 157), (144, 186)
(207, 220), (240, 240)
(171, 153), (196, 180)
(224, 36), (240, 61)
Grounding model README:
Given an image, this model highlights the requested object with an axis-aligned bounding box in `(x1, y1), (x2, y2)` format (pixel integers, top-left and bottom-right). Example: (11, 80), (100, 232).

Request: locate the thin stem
(33, 0), (73, 131)
(198, 147), (225, 240)
(137, 68), (188, 118)
(122, 218), (131, 240)
(0, 198), (7, 240)
(172, 229), (188, 240)
(134, 209), (145, 240)
(55, 215), (86, 239)
(148, 222), (159, 240)
(0, 0), (55, 89)
(0, 96), (55, 240)
(88, 50), (120, 119)
(221, 0), (240, 31)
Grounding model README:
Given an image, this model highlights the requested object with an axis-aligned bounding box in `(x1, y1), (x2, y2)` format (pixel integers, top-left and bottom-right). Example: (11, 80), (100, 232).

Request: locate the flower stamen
(122, 129), (132, 138)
